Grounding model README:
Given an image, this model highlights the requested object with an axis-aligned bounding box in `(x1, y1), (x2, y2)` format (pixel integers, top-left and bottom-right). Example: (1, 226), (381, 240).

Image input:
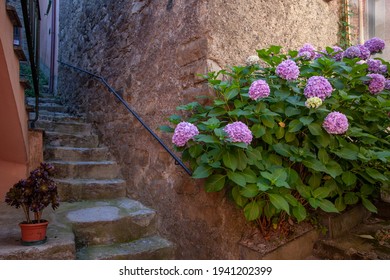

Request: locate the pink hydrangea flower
(249, 80), (270, 100)
(367, 73), (386, 94)
(304, 76), (333, 100)
(276, 59), (300, 81)
(172, 122), (199, 147)
(364, 37), (385, 54)
(323, 112), (349, 135)
(298, 43), (316, 60)
(224, 121), (253, 144)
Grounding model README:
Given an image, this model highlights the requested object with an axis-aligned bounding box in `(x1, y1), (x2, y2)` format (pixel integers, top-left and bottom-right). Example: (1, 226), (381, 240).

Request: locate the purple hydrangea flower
(385, 79), (390, 90)
(344, 46), (360, 59)
(344, 45), (370, 60)
(322, 112), (349, 135)
(379, 64), (388, 75)
(224, 121), (253, 144)
(357, 45), (371, 60)
(276, 59), (300, 81)
(172, 121), (199, 147)
(364, 37), (385, 54)
(329, 46), (344, 61)
(367, 73), (386, 94)
(298, 43), (316, 60)
(249, 80), (270, 100)
(304, 76), (333, 100)
(367, 59), (382, 73)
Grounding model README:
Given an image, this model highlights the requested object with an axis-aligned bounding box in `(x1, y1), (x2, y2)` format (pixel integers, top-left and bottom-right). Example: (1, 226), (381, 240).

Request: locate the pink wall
(0, 1), (30, 199)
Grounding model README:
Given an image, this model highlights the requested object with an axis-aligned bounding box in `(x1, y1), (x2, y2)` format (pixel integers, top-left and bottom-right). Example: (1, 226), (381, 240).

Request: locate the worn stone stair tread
(44, 146), (112, 161)
(55, 178), (127, 201)
(54, 198), (157, 246)
(76, 236), (175, 260)
(44, 131), (99, 148)
(59, 198), (155, 223)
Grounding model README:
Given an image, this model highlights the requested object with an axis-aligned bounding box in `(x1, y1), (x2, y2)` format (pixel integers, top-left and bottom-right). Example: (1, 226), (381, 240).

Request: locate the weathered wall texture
(58, 0), (340, 259)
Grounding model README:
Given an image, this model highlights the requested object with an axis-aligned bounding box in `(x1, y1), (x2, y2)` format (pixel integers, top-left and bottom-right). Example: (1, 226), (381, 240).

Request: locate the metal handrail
(21, 0), (41, 128)
(58, 61), (192, 176)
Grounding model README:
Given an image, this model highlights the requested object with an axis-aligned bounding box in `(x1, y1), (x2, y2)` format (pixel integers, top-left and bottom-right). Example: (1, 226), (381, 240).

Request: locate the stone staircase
(18, 94), (175, 260)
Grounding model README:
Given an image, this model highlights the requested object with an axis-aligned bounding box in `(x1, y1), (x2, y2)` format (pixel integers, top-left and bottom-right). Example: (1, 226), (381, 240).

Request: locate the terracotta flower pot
(19, 220), (48, 246)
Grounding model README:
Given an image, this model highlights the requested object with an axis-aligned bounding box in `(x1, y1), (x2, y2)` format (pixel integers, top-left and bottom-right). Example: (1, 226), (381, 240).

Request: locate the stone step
(44, 146), (113, 161)
(313, 216), (390, 260)
(44, 131), (99, 148)
(38, 103), (68, 113)
(55, 178), (127, 202)
(26, 97), (61, 105)
(76, 236), (175, 260)
(37, 120), (92, 136)
(30, 111), (86, 122)
(57, 198), (157, 247)
(48, 160), (121, 180)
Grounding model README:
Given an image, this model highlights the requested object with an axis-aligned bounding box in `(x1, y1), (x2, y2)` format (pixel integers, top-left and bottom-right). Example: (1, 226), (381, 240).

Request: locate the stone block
(176, 38), (208, 67)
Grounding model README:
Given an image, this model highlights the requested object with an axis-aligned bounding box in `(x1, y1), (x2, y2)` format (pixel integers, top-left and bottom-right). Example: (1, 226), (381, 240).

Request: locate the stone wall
(58, 0), (341, 259)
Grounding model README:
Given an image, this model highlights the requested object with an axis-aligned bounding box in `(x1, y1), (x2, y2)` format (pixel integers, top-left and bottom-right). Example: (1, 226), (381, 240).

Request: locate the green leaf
(344, 192), (359, 205)
(285, 107), (301, 117)
(285, 132), (296, 142)
(273, 143), (292, 157)
(195, 134), (219, 144)
(366, 168), (389, 182)
(361, 197), (378, 213)
(296, 184), (311, 199)
(205, 175), (226, 192)
(232, 186), (248, 207)
(227, 170), (246, 187)
(242, 168), (258, 184)
(325, 161), (343, 178)
(312, 187), (331, 199)
(318, 148), (329, 164)
(299, 116), (314, 126)
(308, 123), (322, 135)
(288, 119), (303, 133)
(303, 158), (327, 173)
(236, 150), (248, 171)
(159, 125), (174, 133)
(261, 115), (275, 128)
(252, 124), (266, 138)
(226, 88), (240, 100)
(192, 165), (212, 179)
(275, 126), (285, 139)
(284, 193), (298, 207)
(246, 147), (262, 163)
(244, 201), (262, 221)
(342, 171), (357, 186)
(334, 148), (358, 160)
(189, 144), (203, 158)
(223, 151), (238, 171)
(168, 114), (182, 124)
(317, 199), (339, 213)
(292, 204), (307, 222)
(335, 196), (347, 212)
(240, 184), (259, 198)
(268, 193), (290, 214)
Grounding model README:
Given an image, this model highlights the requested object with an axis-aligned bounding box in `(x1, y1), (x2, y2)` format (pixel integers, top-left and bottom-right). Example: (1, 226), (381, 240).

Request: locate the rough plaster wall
(203, 0), (340, 68)
(58, 0), (340, 259)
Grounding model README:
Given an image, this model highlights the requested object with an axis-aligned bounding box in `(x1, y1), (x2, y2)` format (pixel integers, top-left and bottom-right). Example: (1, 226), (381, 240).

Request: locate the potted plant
(5, 162), (59, 245)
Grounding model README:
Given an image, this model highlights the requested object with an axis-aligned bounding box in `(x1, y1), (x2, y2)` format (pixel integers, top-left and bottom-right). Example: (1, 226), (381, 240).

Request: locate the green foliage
(162, 44), (390, 228)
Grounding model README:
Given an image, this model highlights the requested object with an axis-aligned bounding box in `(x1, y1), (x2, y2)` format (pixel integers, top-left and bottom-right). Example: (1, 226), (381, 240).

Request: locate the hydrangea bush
(162, 40), (390, 230)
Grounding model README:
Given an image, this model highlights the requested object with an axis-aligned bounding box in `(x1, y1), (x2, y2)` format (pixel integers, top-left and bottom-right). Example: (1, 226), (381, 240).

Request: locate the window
(350, 0), (390, 59)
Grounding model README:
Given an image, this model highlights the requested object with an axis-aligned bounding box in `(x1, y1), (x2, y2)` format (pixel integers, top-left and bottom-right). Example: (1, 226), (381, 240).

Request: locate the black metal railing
(21, 0), (41, 127)
(58, 61), (192, 176)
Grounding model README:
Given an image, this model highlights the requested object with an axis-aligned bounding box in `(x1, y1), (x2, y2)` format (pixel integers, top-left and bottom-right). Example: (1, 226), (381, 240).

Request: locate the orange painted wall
(0, 1), (30, 199)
